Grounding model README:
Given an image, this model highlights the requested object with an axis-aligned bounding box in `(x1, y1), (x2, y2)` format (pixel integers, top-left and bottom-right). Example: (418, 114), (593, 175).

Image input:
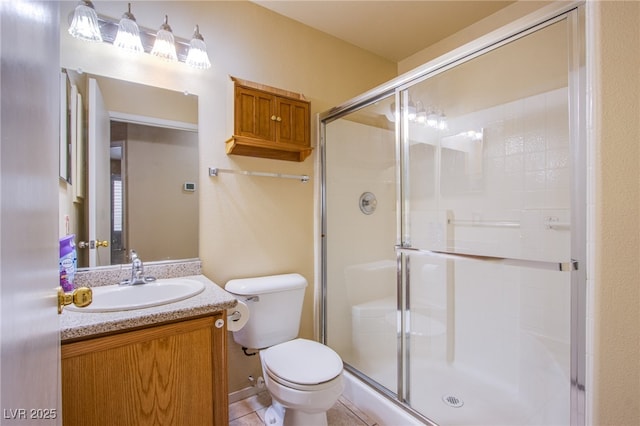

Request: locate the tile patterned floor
(229, 391), (379, 426)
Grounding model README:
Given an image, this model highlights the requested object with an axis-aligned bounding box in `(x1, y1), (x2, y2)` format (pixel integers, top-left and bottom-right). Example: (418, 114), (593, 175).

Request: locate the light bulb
(415, 101), (427, 124)
(438, 112), (448, 130)
(426, 110), (439, 128)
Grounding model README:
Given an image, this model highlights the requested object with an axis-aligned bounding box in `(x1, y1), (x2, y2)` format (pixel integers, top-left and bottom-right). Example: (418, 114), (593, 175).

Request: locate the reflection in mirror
(59, 70), (198, 269)
(440, 130), (484, 195)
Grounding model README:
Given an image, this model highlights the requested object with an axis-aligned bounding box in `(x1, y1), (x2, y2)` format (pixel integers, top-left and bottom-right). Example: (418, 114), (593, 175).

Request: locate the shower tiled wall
(410, 88), (571, 263)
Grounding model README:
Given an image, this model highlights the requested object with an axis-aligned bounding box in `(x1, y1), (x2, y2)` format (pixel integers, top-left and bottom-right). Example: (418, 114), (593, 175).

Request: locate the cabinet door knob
(276, 116), (282, 122)
(271, 115), (277, 121)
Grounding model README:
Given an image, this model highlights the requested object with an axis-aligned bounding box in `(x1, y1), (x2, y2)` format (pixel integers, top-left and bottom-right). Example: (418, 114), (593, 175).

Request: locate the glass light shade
(426, 111), (439, 128)
(151, 15), (177, 61)
(386, 102), (397, 122)
(68, 1), (102, 42)
(114, 4), (143, 53)
(414, 101), (427, 124)
(406, 102), (417, 121)
(438, 113), (448, 130)
(186, 26), (211, 69)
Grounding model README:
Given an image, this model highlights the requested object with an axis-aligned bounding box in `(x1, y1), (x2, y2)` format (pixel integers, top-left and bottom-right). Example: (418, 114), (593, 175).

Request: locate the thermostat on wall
(183, 182), (196, 192)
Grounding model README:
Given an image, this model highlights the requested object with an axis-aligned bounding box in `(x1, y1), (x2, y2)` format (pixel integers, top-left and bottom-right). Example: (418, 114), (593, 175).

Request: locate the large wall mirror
(59, 69), (199, 269)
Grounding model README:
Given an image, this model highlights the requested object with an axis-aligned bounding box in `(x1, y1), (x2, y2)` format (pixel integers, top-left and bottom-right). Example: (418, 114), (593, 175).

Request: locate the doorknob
(77, 240), (109, 249)
(57, 286), (92, 314)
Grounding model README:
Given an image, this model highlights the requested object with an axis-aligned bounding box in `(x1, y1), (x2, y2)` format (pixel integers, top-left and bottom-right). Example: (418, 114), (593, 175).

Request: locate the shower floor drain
(442, 394), (464, 408)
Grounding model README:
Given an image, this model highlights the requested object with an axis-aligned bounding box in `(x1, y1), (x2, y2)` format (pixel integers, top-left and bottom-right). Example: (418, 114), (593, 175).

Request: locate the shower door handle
(394, 245), (578, 272)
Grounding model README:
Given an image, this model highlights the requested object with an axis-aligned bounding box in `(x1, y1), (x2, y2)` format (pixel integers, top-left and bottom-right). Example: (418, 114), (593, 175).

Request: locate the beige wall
(591, 1), (640, 425)
(398, 1), (552, 74)
(126, 124), (199, 261)
(94, 75), (198, 125)
(59, 0), (396, 394)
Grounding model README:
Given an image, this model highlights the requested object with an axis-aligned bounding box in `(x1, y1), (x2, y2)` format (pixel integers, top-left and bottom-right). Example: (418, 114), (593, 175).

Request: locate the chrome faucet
(120, 250), (156, 285)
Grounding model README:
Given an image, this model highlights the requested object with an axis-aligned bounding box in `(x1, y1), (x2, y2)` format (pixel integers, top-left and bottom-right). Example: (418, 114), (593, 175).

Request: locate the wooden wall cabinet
(61, 314), (227, 426)
(226, 77), (312, 162)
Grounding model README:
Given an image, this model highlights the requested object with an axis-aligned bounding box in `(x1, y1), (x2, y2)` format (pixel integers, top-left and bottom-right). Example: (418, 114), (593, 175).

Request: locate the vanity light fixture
(68, 0), (102, 42)
(387, 100), (448, 130)
(386, 100), (416, 122)
(151, 15), (178, 62)
(113, 3), (143, 53)
(186, 25), (211, 70)
(67, 4), (212, 70)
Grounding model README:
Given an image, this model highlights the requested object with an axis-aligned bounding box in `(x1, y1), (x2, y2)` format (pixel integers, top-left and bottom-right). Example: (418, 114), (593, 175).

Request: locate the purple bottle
(59, 234), (76, 292)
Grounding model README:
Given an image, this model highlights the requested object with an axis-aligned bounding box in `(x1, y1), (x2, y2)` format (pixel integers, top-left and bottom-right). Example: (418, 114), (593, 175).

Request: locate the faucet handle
(129, 249), (138, 261)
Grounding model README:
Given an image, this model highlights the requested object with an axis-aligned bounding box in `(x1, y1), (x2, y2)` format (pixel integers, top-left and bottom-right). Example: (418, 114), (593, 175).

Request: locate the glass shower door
(400, 18), (574, 425)
(323, 94), (399, 394)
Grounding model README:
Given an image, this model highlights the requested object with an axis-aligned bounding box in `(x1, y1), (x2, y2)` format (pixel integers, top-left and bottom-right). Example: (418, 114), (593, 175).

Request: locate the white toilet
(225, 273), (344, 426)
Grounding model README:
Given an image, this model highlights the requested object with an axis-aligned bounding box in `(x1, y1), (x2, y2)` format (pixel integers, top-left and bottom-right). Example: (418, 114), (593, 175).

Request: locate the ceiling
(251, 1), (516, 62)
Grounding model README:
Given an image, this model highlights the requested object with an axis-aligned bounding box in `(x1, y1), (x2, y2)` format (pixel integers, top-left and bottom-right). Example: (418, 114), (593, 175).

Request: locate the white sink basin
(66, 278), (205, 313)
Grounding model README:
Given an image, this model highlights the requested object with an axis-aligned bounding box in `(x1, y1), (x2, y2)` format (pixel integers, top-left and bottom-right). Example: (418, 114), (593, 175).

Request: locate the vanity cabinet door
(61, 314), (228, 426)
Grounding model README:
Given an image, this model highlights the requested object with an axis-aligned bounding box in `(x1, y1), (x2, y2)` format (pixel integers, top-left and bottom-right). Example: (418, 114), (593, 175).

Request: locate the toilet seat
(264, 365), (342, 392)
(262, 338), (343, 391)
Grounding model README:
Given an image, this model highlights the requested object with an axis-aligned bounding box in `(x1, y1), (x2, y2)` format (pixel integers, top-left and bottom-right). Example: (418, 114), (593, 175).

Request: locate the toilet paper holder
(226, 298), (252, 332)
(228, 295), (258, 322)
(228, 310), (242, 322)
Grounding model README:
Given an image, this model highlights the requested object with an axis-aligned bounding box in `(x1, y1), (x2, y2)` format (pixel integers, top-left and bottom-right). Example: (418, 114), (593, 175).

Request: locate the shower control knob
(359, 192), (377, 215)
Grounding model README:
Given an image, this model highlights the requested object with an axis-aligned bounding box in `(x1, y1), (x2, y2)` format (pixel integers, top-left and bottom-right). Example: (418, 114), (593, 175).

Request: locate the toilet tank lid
(225, 273), (307, 295)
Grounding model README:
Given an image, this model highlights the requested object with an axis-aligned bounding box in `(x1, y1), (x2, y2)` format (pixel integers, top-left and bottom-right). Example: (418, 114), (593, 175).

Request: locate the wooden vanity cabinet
(226, 77), (312, 162)
(61, 314), (227, 426)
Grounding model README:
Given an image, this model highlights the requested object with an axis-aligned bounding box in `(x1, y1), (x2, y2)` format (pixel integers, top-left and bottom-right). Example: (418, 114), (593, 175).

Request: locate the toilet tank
(225, 273), (307, 349)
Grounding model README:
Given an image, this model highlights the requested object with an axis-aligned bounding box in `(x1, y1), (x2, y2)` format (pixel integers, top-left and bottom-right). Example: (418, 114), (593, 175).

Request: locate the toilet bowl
(225, 274), (344, 426)
(261, 338), (344, 426)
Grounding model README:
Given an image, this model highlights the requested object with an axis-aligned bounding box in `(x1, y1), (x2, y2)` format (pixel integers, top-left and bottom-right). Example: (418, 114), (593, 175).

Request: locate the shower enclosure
(319, 5), (585, 426)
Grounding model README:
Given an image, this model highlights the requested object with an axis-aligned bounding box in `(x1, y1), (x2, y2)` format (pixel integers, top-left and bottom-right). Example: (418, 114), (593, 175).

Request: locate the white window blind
(112, 179), (122, 232)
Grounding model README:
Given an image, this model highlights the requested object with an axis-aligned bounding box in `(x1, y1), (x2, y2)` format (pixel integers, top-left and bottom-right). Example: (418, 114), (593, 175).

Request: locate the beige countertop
(60, 274), (237, 342)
